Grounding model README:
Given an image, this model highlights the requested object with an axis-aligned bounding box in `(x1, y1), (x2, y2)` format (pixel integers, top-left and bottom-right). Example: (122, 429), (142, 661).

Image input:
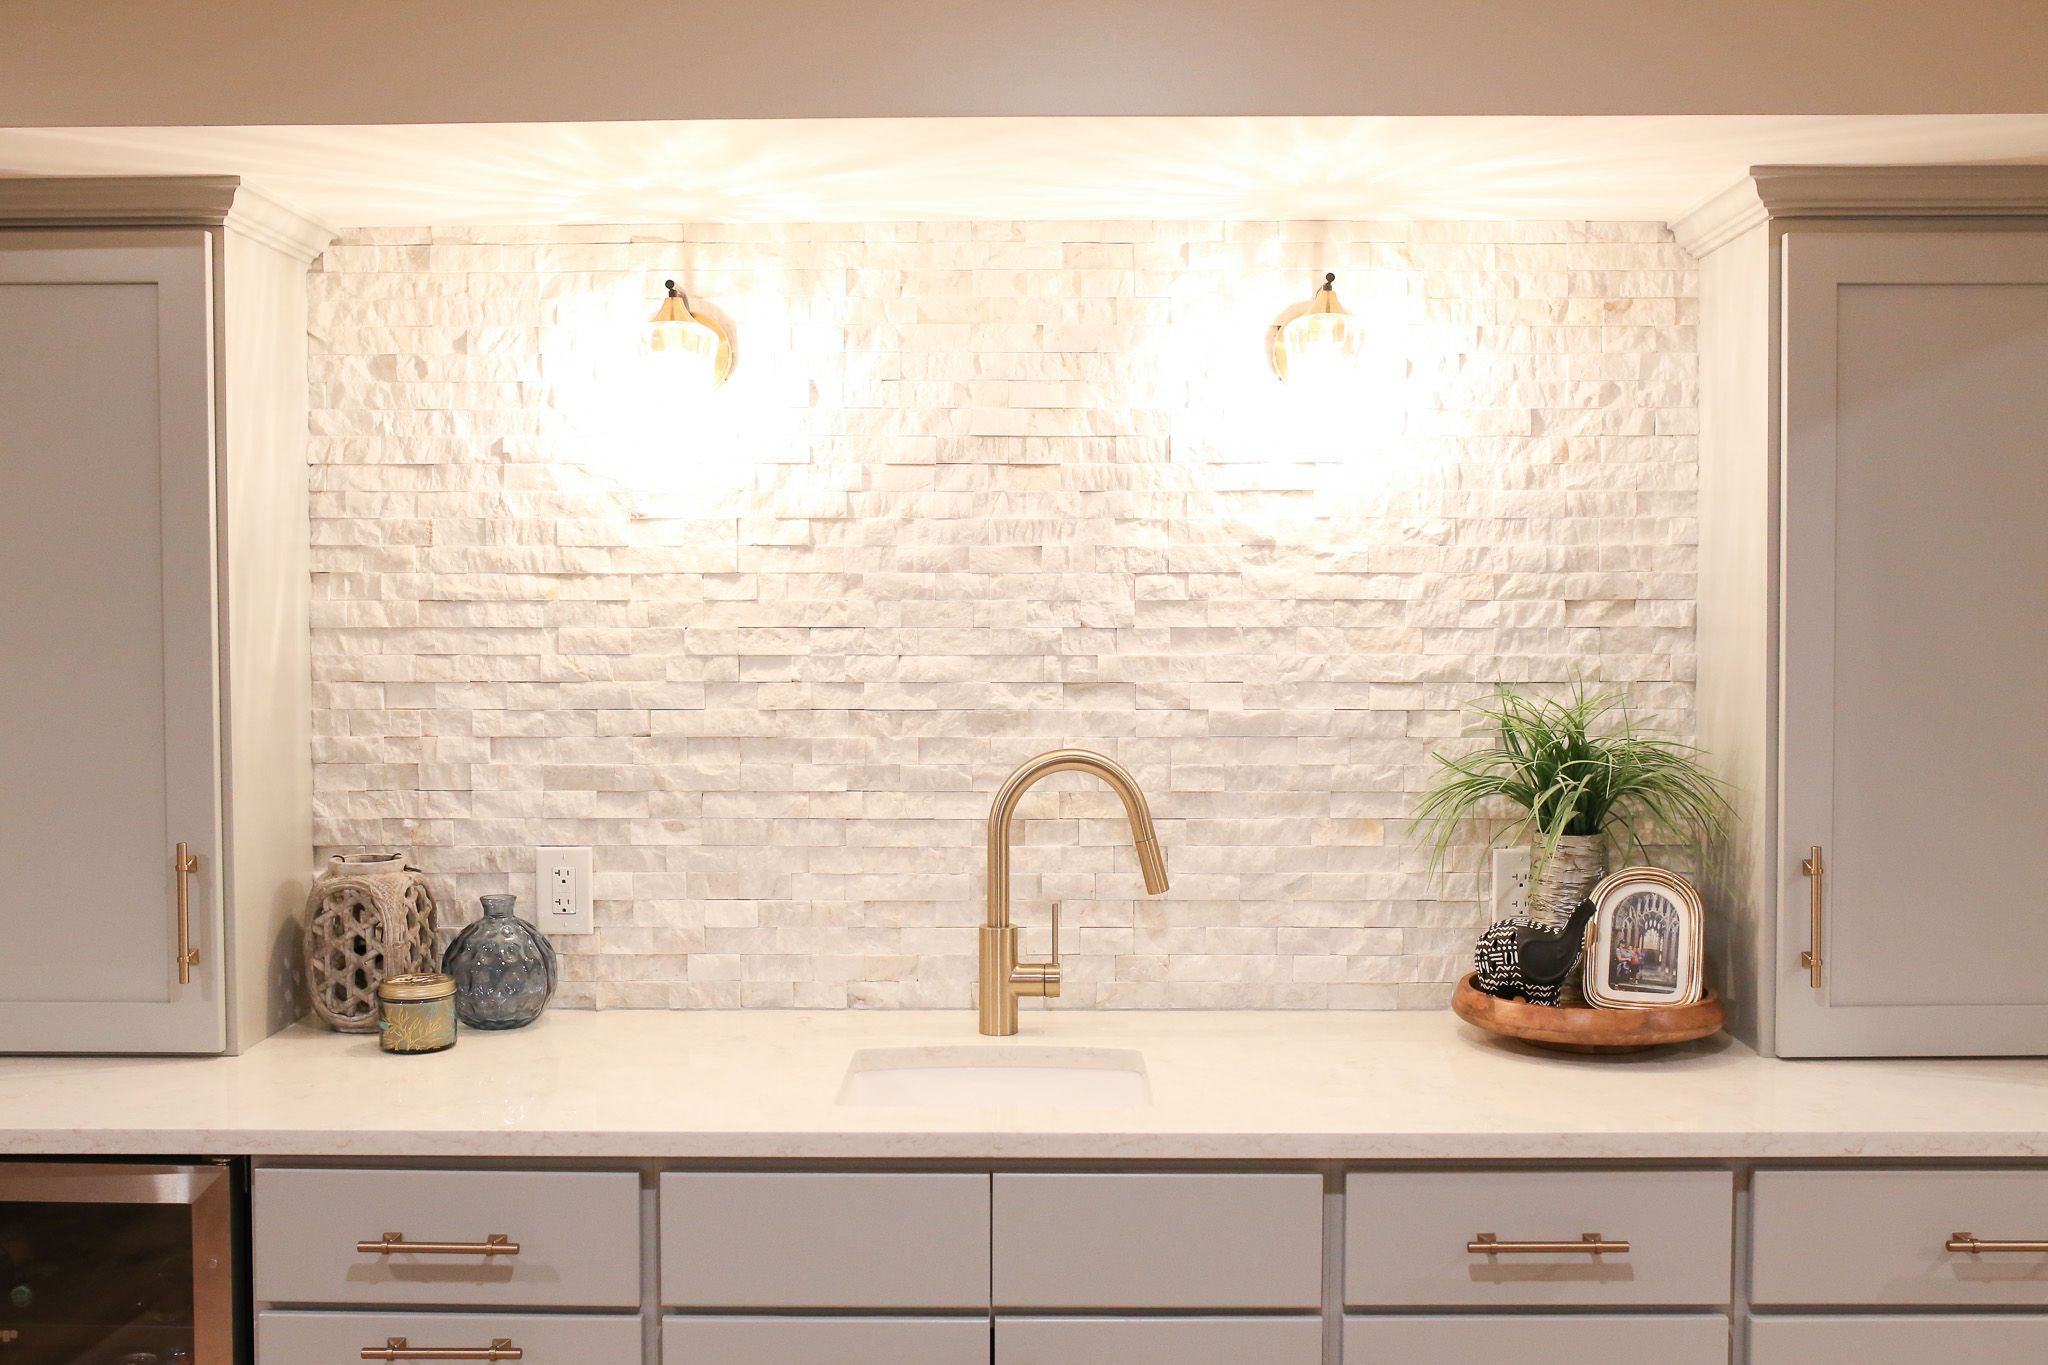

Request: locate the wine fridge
(0, 1161), (240, 1364)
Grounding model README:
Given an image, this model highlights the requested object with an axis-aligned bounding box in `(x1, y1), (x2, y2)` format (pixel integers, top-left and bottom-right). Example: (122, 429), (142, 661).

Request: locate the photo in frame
(1582, 866), (1705, 1009)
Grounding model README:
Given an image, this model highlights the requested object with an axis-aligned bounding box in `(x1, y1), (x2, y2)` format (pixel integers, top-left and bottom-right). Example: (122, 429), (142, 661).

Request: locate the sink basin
(837, 1046), (1151, 1108)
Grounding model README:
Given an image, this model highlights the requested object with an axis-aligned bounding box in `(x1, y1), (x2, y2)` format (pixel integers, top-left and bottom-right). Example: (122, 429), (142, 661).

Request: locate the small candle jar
(376, 972), (457, 1054)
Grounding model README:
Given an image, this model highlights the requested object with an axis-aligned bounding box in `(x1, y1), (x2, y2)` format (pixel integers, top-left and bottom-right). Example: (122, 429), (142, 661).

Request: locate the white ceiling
(5, 115), (2048, 228)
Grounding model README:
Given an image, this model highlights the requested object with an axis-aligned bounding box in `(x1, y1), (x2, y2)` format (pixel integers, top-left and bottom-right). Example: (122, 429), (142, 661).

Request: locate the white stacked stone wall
(307, 219), (1699, 1009)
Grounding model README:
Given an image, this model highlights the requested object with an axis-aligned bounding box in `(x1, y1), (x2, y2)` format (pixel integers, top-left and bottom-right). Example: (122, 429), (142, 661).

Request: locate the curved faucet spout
(986, 748), (1169, 929)
(979, 748), (1169, 1035)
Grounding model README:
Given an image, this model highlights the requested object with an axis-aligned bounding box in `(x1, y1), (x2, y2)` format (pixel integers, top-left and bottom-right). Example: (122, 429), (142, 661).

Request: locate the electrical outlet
(535, 847), (594, 935)
(1491, 846), (1532, 922)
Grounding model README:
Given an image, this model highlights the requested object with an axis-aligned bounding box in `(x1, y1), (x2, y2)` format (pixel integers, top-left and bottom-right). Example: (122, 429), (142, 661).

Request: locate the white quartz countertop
(1, 1009), (2045, 1162)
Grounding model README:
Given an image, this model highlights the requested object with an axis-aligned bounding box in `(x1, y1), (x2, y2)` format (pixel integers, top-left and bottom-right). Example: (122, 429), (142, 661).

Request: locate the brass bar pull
(1468, 1232), (1630, 1256)
(1799, 845), (1824, 988)
(361, 1338), (522, 1362)
(356, 1232), (521, 1257)
(174, 842), (202, 985)
(1948, 1233), (2048, 1255)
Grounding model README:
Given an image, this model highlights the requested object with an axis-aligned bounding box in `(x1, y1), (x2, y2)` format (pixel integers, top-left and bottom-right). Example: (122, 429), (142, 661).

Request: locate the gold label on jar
(379, 994), (456, 1053)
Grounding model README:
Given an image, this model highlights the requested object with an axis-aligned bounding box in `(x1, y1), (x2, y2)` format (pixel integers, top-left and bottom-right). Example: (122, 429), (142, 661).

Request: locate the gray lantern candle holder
(303, 853), (440, 1033)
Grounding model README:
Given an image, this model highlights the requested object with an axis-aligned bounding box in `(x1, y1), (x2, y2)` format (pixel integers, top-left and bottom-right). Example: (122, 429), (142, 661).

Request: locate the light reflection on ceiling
(2, 115), (2047, 227)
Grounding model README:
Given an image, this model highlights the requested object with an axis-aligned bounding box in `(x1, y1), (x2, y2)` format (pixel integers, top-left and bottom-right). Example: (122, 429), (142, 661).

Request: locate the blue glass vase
(441, 894), (557, 1030)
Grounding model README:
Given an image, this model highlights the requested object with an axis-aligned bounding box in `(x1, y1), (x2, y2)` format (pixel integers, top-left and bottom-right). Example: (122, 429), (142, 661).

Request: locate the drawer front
(259, 1310), (641, 1365)
(664, 1315), (989, 1365)
(1751, 1315), (2048, 1362)
(992, 1173), (1323, 1310)
(1753, 1170), (2048, 1306)
(1345, 1169), (1732, 1308)
(997, 1315), (1322, 1365)
(661, 1172), (989, 1309)
(1346, 1314), (1729, 1364)
(253, 1168), (641, 1308)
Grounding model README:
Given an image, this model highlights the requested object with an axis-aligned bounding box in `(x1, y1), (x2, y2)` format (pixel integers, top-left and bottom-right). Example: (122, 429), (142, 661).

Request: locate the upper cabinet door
(0, 231), (225, 1053)
(1778, 230), (2048, 1056)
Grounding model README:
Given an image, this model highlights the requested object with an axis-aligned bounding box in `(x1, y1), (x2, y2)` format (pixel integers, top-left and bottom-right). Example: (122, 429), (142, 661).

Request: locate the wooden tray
(1451, 973), (1724, 1054)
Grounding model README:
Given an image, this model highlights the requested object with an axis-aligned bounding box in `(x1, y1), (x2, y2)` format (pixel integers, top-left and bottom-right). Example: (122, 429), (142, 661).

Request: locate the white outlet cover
(535, 846), (594, 935)
(1491, 846), (1532, 922)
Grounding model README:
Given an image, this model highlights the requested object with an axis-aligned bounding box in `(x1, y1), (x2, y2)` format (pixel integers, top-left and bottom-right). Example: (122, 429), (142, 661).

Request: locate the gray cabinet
(1685, 168), (2048, 1058)
(1752, 1169), (2048, 1307)
(1751, 1315), (2048, 1362)
(1347, 1314), (1730, 1363)
(0, 179), (329, 1054)
(260, 1311), (641, 1365)
(0, 229), (222, 1053)
(995, 1315), (1322, 1364)
(1775, 227), (2048, 1056)
(661, 1172), (990, 1310)
(991, 1172), (1322, 1311)
(254, 1167), (642, 1309)
(664, 1315), (990, 1365)
(1346, 1169), (1733, 1308)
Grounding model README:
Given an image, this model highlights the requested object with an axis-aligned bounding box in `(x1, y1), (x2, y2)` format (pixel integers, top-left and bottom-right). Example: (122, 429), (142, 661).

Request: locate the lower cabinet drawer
(663, 1314), (989, 1365)
(258, 1310), (641, 1365)
(992, 1173), (1323, 1310)
(996, 1315), (1322, 1365)
(1752, 1169), (2048, 1306)
(1345, 1314), (1729, 1364)
(1346, 1169), (1733, 1308)
(1751, 1315), (2048, 1362)
(254, 1167), (642, 1308)
(661, 1172), (990, 1309)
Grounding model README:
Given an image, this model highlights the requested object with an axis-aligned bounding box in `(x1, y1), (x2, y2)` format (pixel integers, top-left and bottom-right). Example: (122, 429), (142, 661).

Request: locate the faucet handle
(1008, 902), (1063, 1000)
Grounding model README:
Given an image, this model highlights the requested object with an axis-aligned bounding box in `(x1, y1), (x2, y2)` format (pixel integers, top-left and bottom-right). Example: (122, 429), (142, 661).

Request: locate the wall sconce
(1269, 272), (1364, 386)
(648, 279), (734, 392)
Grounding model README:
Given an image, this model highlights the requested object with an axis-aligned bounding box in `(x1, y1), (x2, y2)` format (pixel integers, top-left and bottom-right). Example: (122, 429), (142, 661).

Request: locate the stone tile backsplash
(307, 219), (1699, 1010)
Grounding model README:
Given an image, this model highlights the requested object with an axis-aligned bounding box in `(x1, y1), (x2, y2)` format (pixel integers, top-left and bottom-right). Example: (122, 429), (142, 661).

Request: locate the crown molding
(1671, 177), (1766, 257)
(1753, 163), (2048, 217)
(0, 175), (335, 261)
(1675, 163), (2048, 257)
(222, 183), (338, 262)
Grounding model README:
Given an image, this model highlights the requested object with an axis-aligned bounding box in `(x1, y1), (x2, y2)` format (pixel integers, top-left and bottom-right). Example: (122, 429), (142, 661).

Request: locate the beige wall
(7, 0), (2048, 127)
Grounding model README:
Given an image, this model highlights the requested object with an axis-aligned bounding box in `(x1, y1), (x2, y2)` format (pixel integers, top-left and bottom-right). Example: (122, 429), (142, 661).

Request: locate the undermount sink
(837, 1045), (1152, 1108)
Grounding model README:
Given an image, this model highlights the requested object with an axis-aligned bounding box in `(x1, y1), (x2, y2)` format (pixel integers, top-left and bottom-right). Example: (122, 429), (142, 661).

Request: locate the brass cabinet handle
(356, 1232), (521, 1257)
(174, 842), (202, 985)
(1948, 1233), (2048, 1255)
(362, 1339), (521, 1361)
(1799, 845), (1824, 988)
(1468, 1232), (1630, 1256)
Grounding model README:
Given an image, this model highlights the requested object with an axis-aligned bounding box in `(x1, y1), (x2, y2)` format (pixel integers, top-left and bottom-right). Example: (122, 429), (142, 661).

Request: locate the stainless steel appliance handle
(0, 1161), (226, 1205)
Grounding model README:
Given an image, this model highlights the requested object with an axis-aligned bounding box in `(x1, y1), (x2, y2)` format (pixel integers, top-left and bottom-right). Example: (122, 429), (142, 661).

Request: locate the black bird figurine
(1474, 897), (1599, 1006)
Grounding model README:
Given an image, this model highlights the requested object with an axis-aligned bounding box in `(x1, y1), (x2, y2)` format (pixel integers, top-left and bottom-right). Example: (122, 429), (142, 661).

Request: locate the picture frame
(1582, 866), (1705, 1009)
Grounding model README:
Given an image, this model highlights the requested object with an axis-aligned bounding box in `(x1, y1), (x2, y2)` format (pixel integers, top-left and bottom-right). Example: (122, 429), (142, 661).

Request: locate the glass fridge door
(0, 1163), (233, 1365)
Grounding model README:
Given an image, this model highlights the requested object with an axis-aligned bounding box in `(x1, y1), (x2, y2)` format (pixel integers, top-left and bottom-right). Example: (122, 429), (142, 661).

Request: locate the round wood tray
(1451, 973), (1725, 1054)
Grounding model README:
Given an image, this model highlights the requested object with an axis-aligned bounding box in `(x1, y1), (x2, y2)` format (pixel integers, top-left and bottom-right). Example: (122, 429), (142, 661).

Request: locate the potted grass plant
(1415, 684), (1731, 925)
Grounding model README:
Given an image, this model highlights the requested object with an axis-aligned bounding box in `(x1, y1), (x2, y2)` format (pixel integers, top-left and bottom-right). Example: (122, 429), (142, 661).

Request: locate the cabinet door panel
(1346, 1169), (1732, 1308)
(1780, 230), (2048, 1056)
(1753, 1169), (2048, 1307)
(260, 1310), (640, 1365)
(997, 1315), (1321, 1365)
(0, 232), (223, 1053)
(1752, 1315), (2048, 1363)
(1347, 1314), (1728, 1364)
(661, 1172), (989, 1309)
(254, 1168), (642, 1308)
(992, 1173), (1322, 1310)
(664, 1315), (989, 1365)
